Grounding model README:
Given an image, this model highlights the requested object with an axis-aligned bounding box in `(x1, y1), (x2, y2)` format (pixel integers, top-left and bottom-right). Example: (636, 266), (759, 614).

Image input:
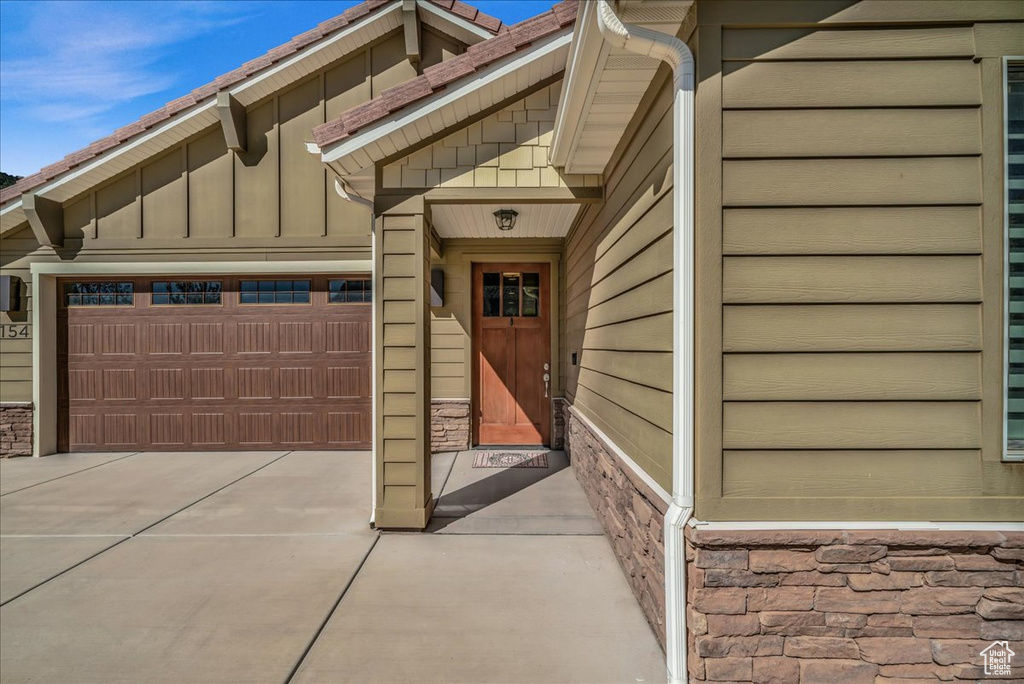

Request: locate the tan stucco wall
(694, 0), (1024, 520)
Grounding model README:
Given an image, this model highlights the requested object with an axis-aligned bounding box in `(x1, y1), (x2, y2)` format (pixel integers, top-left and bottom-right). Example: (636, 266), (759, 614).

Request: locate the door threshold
(473, 445), (550, 451)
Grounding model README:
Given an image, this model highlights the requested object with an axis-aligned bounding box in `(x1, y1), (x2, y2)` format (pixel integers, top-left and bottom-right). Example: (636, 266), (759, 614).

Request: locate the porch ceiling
(550, 0), (693, 175)
(430, 203), (580, 239)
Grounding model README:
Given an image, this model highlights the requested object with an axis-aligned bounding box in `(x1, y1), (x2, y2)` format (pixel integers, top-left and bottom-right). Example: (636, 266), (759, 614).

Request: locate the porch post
(373, 195), (433, 529)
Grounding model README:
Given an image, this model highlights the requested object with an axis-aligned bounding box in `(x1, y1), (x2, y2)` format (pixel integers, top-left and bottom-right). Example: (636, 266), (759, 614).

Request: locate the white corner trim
(567, 405), (671, 506)
(690, 519), (1024, 531)
(321, 30), (572, 165)
(1003, 55), (1024, 462)
(30, 260), (372, 276)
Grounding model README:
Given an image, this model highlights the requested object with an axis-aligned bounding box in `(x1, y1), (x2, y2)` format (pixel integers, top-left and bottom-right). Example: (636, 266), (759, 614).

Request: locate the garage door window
(240, 279), (311, 304)
(65, 282), (134, 306)
(152, 281), (222, 305)
(329, 279), (372, 303)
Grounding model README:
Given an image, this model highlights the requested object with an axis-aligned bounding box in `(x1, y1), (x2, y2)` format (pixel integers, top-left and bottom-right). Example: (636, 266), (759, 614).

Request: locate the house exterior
(1, 0), (1022, 682)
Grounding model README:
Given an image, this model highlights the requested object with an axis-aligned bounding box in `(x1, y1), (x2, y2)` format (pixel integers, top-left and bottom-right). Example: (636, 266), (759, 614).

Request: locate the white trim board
(417, 0), (492, 43)
(321, 31), (573, 172)
(30, 261), (371, 276)
(690, 520), (1024, 531)
(567, 404), (672, 506)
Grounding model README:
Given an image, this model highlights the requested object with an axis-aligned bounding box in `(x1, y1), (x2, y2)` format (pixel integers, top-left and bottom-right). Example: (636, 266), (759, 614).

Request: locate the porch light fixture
(493, 209), (518, 231)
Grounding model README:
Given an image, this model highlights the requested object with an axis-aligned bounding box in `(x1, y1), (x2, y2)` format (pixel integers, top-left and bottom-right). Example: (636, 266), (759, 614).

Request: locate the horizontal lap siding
(564, 74), (675, 491)
(713, 16), (1008, 519)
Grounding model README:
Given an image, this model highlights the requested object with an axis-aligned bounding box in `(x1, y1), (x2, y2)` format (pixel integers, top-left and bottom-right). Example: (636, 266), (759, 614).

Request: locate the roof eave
(0, 1), (415, 237)
(319, 29), (574, 175)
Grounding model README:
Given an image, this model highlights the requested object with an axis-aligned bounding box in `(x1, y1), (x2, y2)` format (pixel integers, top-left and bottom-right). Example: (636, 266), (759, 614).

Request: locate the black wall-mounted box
(0, 275), (20, 312)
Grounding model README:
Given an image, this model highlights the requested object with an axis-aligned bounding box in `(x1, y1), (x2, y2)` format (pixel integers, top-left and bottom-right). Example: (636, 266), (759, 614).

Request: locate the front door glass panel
(522, 273), (540, 317)
(483, 273), (500, 316)
(502, 274), (521, 317)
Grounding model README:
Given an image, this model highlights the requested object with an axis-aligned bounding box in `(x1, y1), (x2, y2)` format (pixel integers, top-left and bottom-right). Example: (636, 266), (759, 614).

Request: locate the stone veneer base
(430, 399), (471, 453)
(0, 404), (33, 457)
(685, 527), (1024, 683)
(565, 404), (668, 648)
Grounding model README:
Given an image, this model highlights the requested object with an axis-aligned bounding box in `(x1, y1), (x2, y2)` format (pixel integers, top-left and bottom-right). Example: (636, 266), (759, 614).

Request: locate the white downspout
(328, 170), (379, 528)
(595, 3), (695, 683)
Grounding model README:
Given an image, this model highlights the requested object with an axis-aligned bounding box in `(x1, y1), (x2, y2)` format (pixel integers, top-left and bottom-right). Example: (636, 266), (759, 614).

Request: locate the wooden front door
(472, 263), (551, 445)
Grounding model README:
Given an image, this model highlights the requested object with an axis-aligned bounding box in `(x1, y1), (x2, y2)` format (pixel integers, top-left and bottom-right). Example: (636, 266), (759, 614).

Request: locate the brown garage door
(57, 275), (372, 451)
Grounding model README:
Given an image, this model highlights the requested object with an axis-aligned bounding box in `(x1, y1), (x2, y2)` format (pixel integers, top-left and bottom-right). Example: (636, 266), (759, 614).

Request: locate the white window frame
(1004, 55), (1024, 461)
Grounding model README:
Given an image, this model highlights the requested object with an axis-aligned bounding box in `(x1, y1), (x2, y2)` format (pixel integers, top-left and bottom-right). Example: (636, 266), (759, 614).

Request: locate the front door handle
(543, 372), (550, 398)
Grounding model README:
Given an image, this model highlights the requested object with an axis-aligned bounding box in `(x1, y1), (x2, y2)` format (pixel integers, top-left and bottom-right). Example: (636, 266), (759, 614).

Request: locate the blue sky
(0, 0), (556, 177)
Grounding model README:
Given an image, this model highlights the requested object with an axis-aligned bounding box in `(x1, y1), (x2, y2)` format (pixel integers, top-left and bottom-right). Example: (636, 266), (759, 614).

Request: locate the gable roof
(0, 0), (506, 211)
(313, 1), (577, 151)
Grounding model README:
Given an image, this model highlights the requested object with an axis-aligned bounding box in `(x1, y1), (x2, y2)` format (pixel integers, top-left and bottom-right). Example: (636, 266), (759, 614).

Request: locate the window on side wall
(1004, 57), (1024, 460)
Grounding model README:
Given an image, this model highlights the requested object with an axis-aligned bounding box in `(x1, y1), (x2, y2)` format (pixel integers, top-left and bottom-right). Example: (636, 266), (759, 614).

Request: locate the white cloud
(0, 1), (252, 125)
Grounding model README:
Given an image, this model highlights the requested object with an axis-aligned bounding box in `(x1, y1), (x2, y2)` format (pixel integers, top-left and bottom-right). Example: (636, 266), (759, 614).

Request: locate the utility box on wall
(0, 275), (20, 312)
(430, 268), (444, 307)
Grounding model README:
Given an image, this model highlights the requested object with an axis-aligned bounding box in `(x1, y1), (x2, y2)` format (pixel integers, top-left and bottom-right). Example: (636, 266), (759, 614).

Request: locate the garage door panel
(191, 368), (227, 400)
(190, 322), (225, 355)
(59, 275), (372, 451)
(147, 322), (184, 354)
(100, 324), (137, 355)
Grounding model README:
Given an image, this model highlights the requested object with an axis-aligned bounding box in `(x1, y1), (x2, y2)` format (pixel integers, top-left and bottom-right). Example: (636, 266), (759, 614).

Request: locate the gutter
(595, 3), (695, 683)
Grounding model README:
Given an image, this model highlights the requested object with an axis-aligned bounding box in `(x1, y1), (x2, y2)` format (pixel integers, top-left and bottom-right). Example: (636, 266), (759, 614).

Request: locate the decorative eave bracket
(217, 92), (247, 153)
(22, 192), (63, 248)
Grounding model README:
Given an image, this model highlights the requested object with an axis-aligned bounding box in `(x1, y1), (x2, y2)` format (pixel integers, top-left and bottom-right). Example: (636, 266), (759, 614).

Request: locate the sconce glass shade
(493, 209), (518, 231)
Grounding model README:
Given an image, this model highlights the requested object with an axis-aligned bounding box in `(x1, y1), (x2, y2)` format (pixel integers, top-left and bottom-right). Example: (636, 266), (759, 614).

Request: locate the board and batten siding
(696, 0), (1024, 521)
(0, 28), (464, 407)
(563, 69), (676, 492)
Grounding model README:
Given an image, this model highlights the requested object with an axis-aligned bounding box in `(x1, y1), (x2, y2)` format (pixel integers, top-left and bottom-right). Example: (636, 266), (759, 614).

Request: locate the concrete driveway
(0, 450), (665, 684)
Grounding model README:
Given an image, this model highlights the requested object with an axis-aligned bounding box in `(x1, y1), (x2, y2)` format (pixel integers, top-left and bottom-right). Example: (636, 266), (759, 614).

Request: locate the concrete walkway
(0, 449), (666, 684)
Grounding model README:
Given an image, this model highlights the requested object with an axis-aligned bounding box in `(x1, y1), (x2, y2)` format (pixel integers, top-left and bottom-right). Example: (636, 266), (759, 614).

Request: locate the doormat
(472, 451), (549, 469)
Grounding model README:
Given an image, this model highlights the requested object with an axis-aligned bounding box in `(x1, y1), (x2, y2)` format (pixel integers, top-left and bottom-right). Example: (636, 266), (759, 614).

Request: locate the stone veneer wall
(551, 397), (566, 450)
(0, 404), (33, 457)
(430, 399), (470, 452)
(685, 528), (1024, 683)
(565, 405), (668, 648)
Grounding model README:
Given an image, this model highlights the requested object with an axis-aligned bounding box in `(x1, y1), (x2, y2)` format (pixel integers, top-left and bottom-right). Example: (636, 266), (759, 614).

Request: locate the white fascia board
(0, 101), (217, 226)
(567, 405), (672, 506)
(550, 0), (603, 169)
(30, 260), (372, 276)
(0, 3), (403, 230)
(231, 2), (401, 104)
(321, 30), (573, 168)
(417, 0), (492, 44)
(691, 520), (1024, 531)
